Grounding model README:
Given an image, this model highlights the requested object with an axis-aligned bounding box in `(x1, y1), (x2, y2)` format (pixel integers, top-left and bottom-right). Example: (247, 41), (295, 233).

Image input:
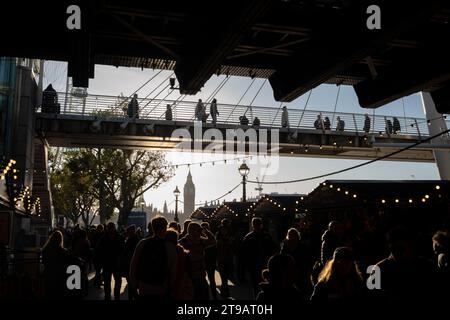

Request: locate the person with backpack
(129, 216), (177, 300)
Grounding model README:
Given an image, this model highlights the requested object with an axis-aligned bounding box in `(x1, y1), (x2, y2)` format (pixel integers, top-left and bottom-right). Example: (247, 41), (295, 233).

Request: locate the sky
(43, 62), (441, 213)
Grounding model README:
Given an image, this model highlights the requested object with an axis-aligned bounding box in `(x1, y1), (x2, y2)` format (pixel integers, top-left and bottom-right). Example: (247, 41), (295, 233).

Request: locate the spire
(163, 201), (168, 215)
(186, 169), (193, 184)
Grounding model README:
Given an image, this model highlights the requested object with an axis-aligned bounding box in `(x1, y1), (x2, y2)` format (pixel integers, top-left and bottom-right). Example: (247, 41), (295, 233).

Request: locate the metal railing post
(414, 118), (421, 138)
(352, 114), (359, 136)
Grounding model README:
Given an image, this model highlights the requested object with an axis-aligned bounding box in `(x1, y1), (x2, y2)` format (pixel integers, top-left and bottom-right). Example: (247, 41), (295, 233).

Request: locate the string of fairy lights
(315, 181), (445, 206)
(193, 180), (447, 221)
(0, 158), (42, 216)
(164, 155), (253, 170)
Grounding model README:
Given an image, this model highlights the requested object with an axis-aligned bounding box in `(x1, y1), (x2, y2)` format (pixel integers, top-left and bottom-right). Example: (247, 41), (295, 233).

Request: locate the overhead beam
(174, 0), (275, 95)
(268, 1), (442, 102)
(354, 44), (450, 109)
(430, 82), (450, 113)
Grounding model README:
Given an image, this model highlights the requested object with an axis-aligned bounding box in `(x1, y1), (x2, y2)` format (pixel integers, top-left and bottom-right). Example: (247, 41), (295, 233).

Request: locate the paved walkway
(85, 271), (253, 300)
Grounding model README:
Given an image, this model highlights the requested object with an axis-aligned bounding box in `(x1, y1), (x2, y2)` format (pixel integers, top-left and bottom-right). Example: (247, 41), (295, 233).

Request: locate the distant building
(184, 170), (196, 216)
(163, 201), (168, 215)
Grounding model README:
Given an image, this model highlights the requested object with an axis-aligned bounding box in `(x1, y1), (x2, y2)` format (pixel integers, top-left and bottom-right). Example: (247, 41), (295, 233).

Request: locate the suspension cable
(124, 69), (164, 105)
(141, 84), (172, 117)
(194, 182), (242, 206)
(224, 78), (257, 123)
(247, 128), (450, 185)
(139, 73), (174, 112)
(271, 102), (284, 126)
(331, 85), (341, 128)
(297, 89), (313, 128)
(243, 79), (267, 121)
(402, 97), (407, 133)
(205, 76), (229, 103)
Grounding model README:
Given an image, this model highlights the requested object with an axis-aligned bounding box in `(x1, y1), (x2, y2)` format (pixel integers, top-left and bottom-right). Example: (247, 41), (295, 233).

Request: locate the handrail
(33, 91), (449, 138)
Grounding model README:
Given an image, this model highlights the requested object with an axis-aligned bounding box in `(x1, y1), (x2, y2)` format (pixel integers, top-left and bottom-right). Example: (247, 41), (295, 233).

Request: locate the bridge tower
(183, 170), (195, 218)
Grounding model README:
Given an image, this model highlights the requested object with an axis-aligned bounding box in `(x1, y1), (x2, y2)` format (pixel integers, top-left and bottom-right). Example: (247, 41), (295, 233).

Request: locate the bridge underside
(2, 1), (450, 112)
(36, 115), (435, 162)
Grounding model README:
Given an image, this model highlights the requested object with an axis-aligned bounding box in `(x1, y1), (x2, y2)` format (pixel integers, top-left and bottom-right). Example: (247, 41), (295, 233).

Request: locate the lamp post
(238, 162), (250, 202)
(173, 186), (180, 222)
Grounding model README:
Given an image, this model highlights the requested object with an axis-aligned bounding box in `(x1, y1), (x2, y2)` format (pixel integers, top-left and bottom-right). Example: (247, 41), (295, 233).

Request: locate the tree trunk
(81, 213), (90, 228)
(99, 184), (107, 224)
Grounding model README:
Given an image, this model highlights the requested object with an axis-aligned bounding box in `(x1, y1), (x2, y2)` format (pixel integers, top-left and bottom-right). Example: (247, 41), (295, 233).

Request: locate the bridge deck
(35, 92), (450, 162)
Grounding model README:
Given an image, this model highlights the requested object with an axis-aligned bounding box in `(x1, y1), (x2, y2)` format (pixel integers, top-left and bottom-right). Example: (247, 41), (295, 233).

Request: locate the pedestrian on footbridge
(127, 94), (139, 119)
(210, 98), (219, 125)
(165, 104), (173, 121)
(282, 106), (290, 128)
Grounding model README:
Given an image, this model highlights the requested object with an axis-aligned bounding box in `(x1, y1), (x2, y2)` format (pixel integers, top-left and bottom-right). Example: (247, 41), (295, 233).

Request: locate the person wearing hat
(310, 247), (364, 303)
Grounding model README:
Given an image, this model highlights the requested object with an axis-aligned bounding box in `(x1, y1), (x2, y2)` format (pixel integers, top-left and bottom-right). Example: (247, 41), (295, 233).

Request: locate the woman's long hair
(318, 258), (363, 285)
(42, 230), (64, 251)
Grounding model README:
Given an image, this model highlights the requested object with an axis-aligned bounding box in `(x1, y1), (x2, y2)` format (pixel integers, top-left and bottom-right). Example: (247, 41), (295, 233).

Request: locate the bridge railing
(36, 92), (450, 138)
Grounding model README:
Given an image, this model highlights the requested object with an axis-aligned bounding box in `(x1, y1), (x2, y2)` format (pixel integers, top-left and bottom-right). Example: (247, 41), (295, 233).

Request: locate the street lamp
(238, 162), (250, 202)
(173, 186), (180, 222)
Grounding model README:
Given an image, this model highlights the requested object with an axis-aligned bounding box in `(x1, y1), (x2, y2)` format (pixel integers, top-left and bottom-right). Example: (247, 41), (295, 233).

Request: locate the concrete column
(420, 92), (450, 180)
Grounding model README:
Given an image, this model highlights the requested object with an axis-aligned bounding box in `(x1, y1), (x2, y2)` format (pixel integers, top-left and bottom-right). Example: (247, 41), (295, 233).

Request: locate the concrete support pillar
(420, 92), (450, 180)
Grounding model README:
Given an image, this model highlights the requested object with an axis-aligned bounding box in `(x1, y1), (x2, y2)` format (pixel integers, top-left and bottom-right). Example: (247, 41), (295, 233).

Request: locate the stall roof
(212, 201), (256, 218)
(252, 194), (307, 212)
(190, 205), (218, 220)
(306, 180), (449, 206)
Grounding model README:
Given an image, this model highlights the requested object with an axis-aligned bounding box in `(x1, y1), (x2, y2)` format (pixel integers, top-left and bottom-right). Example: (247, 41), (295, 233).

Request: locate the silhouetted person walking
(130, 217), (177, 300)
(42, 231), (80, 300)
(310, 247), (365, 303)
(281, 106), (289, 128)
(127, 94), (139, 118)
(314, 114), (324, 130)
(256, 254), (305, 302)
(281, 228), (312, 294)
(210, 99), (219, 125)
(336, 116), (345, 131)
(374, 227), (438, 302)
(242, 218), (278, 298)
(179, 222), (216, 300)
(202, 222), (218, 299)
(121, 225), (140, 300)
(96, 222), (124, 300)
(91, 224), (105, 288)
(216, 219), (234, 298)
(239, 115), (249, 126)
(385, 119), (393, 135)
(321, 221), (345, 266)
(195, 99), (207, 121)
(393, 117), (401, 134)
(324, 117), (331, 130)
(363, 114), (371, 134)
(165, 104), (173, 121)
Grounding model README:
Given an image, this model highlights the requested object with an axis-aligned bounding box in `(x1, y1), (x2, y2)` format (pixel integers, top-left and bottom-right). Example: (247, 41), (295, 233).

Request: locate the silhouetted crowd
(41, 215), (450, 303)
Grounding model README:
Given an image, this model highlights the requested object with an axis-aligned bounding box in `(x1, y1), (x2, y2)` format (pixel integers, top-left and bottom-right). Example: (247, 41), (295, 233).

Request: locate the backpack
(137, 237), (169, 285)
